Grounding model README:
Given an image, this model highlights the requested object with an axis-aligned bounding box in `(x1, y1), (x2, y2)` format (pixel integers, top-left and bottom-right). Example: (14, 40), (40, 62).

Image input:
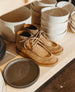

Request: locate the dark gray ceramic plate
(3, 58), (40, 88)
(0, 36), (6, 60)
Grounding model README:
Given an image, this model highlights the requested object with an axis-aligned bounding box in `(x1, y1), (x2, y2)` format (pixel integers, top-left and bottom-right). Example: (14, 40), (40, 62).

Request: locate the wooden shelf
(0, 0), (40, 16)
(0, 1), (75, 91)
(0, 27), (75, 92)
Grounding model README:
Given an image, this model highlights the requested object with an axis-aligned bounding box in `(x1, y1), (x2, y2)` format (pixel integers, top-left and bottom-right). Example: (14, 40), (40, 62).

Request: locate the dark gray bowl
(3, 58), (40, 88)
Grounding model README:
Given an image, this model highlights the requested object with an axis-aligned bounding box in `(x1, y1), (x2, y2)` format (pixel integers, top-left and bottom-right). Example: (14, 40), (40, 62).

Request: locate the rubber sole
(16, 47), (58, 66)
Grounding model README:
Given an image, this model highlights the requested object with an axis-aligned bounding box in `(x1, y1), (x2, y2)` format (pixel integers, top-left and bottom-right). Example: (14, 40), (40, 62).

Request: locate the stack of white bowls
(31, 0), (57, 29)
(70, 11), (75, 33)
(41, 7), (70, 41)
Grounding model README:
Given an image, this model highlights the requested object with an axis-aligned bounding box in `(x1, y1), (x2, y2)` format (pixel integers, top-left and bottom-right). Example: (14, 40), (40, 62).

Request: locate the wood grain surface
(36, 58), (75, 92)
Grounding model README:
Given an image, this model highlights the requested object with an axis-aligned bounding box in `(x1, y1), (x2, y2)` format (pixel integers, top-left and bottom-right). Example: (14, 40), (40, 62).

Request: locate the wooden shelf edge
(5, 32), (75, 92)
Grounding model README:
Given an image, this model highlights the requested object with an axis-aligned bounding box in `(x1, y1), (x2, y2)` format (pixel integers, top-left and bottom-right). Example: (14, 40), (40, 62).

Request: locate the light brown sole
(16, 47), (58, 66)
(52, 47), (63, 56)
(16, 47), (28, 58)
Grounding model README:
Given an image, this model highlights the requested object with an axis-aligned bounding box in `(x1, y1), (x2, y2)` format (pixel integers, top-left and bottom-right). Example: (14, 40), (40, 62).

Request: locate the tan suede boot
(18, 24), (63, 55)
(16, 30), (58, 66)
(34, 30), (63, 55)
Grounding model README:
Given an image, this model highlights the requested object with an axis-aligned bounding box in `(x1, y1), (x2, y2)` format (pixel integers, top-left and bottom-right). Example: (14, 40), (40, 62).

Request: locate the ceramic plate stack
(31, 0), (57, 30)
(0, 36), (6, 60)
(70, 11), (75, 33)
(41, 7), (69, 42)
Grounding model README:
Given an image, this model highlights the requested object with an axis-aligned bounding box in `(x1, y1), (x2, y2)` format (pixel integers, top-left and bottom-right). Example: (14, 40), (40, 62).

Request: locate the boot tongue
(40, 33), (57, 47)
(25, 38), (34, 50)
(25, 38), (50, 57)
(38, 32), (54, 46)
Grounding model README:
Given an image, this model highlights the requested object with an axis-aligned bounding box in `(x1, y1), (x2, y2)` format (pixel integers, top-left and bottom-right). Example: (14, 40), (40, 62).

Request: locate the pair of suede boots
(0, 36), (6, 60)
(16, 24), (63, 66)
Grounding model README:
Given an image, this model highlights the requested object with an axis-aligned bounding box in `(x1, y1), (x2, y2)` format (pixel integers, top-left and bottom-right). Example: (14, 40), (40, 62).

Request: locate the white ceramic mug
(0, 7), (31, 42)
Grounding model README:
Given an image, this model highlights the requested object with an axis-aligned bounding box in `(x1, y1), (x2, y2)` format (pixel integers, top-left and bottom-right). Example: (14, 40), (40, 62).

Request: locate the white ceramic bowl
(48, 30), (67, 42)
(57, 1), (75, 14)
(0, 7), (31, 42)
(41, 21), (68, 34)
(57, 1), (69, 7)
(41, 7), (69, 24)
(34, 0), (57, 7)
(31, 0), (57, 13)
